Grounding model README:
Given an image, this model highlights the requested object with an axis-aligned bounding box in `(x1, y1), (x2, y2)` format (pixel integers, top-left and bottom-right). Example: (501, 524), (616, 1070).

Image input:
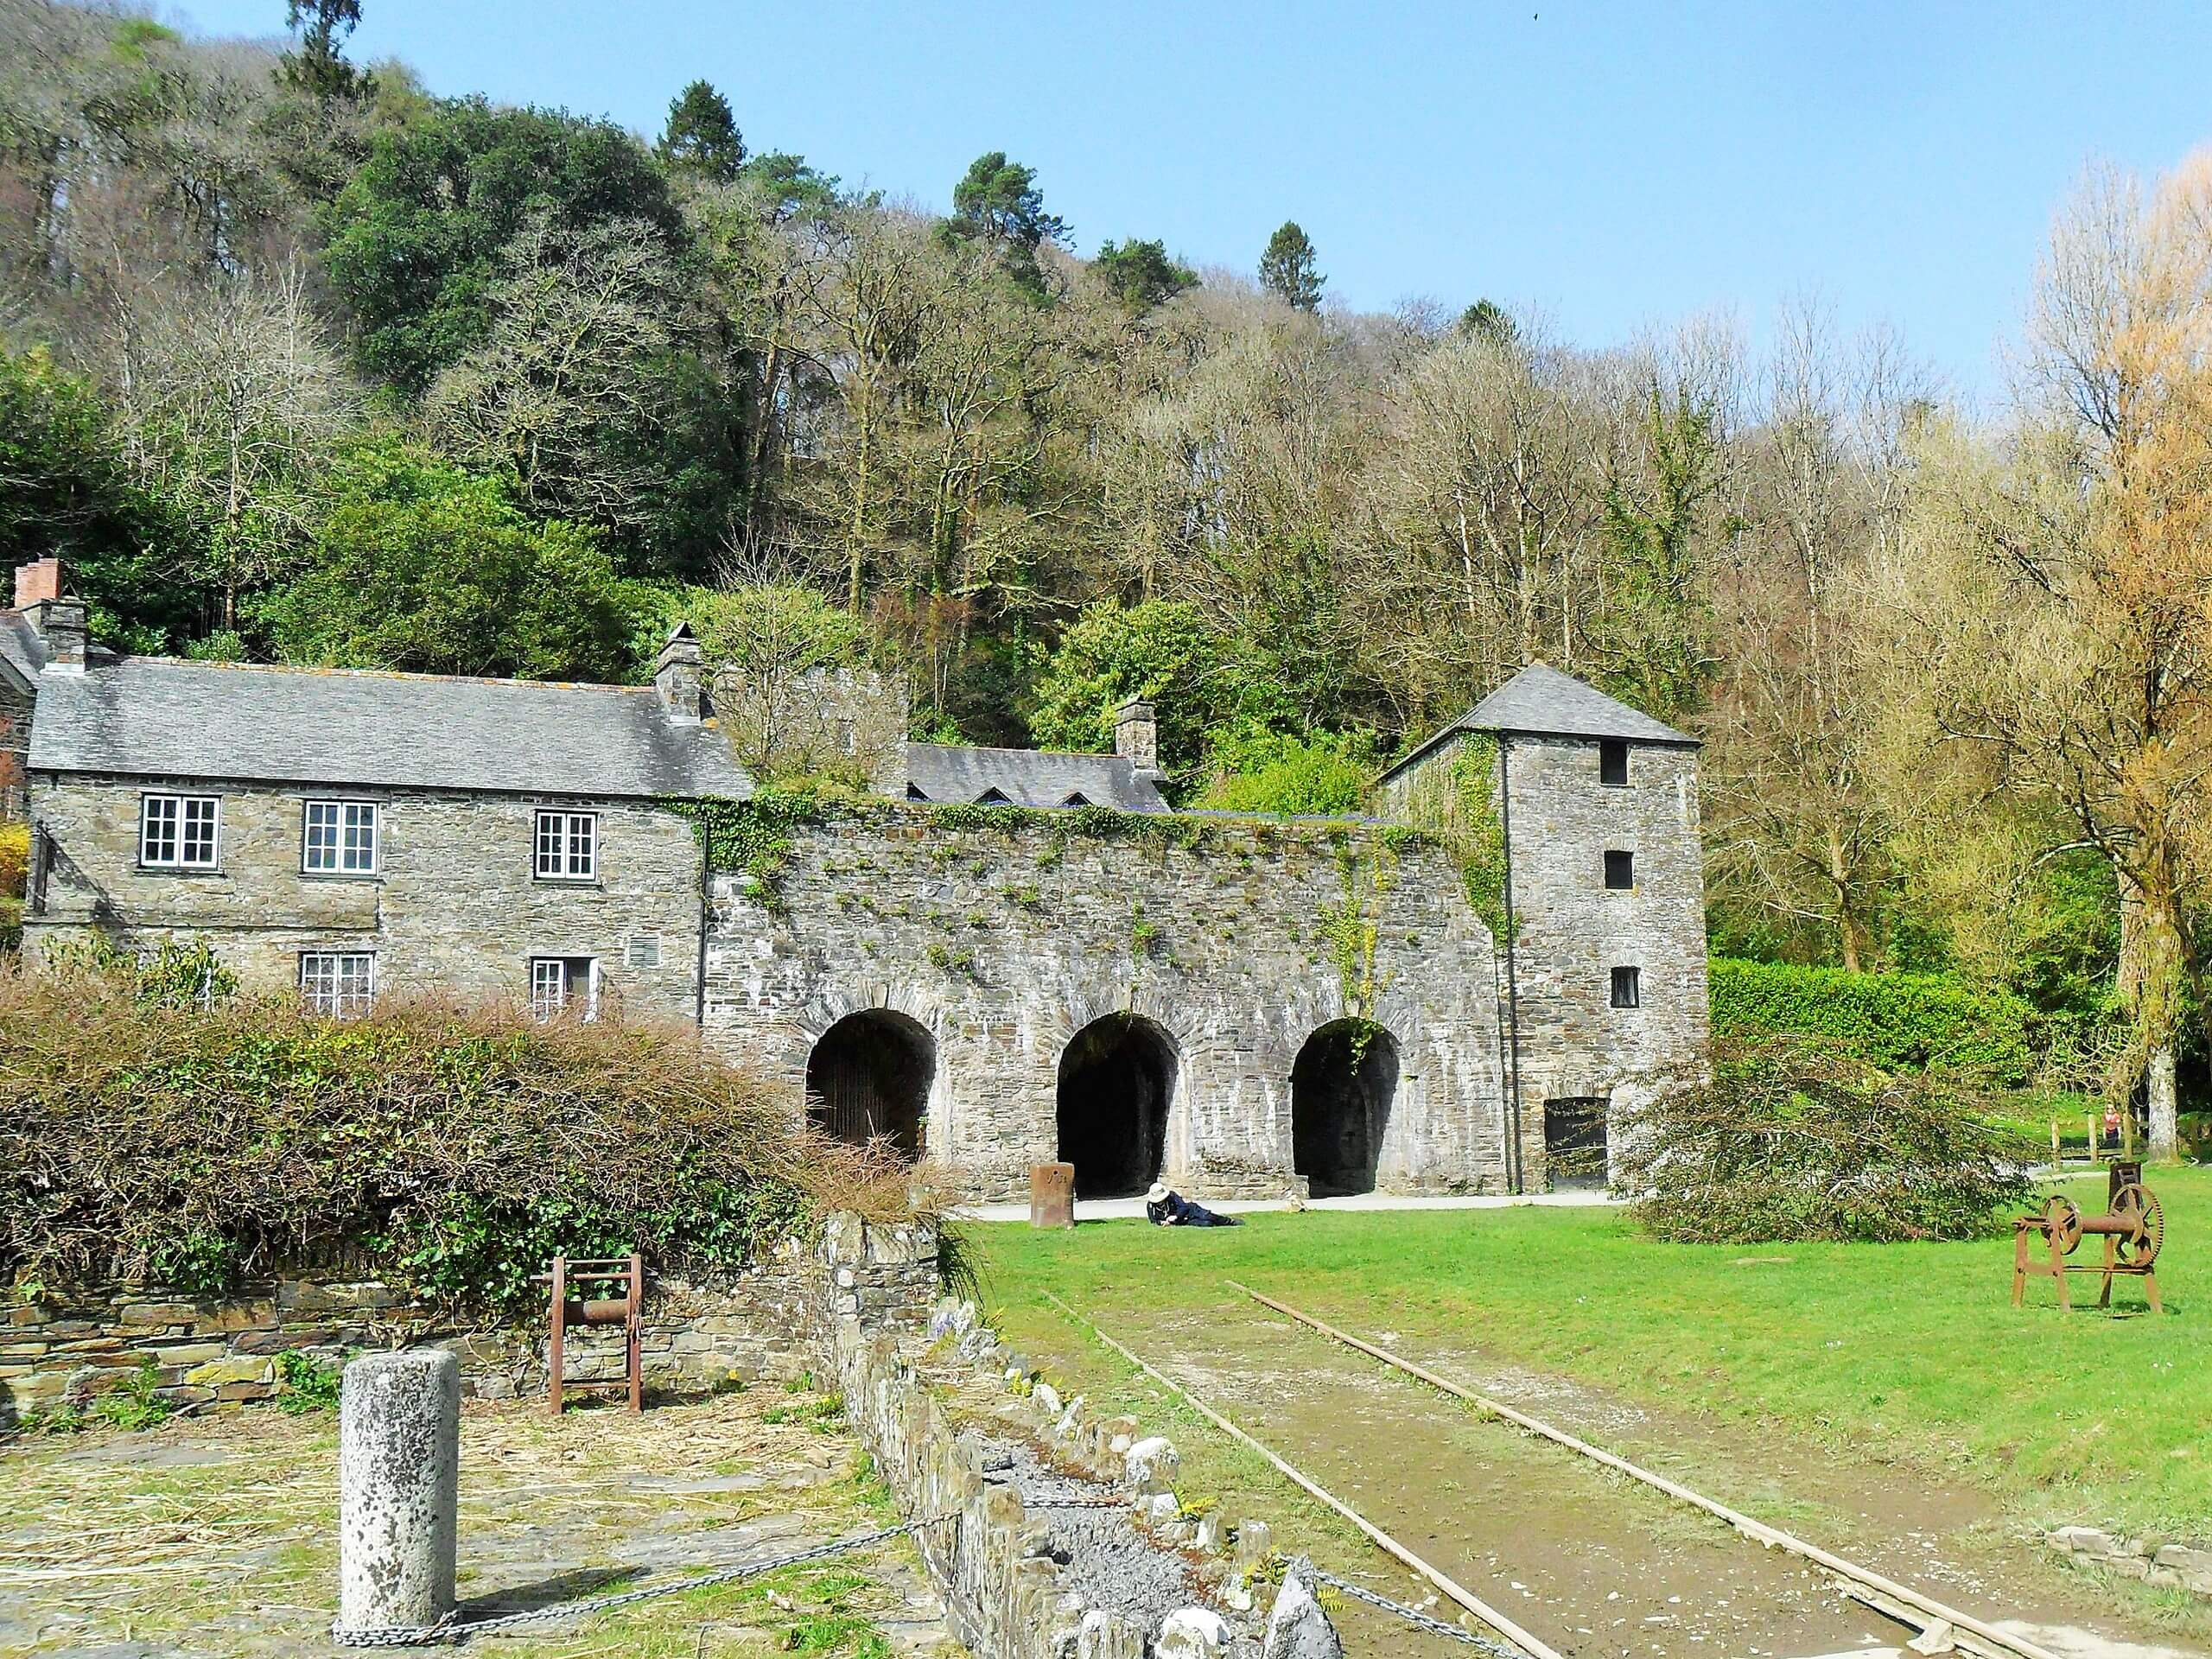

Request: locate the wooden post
(2050, 1120), (2061, 1166)
(547, 1254), (567, 1417)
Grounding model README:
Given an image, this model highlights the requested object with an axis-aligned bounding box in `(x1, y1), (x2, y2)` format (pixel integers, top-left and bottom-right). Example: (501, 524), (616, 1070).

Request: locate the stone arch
(1056, 1013), (1179, 1198)
(1291, 1020), (1400, 1197)
(805, 1007), (935, 1160)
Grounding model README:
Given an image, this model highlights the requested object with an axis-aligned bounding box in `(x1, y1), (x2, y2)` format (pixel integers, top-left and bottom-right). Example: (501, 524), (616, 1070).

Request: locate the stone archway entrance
(1291, 1020), (1399, 1197)
(805, 1009), (933, 1160)
(1056, 1014), (1177, 1198)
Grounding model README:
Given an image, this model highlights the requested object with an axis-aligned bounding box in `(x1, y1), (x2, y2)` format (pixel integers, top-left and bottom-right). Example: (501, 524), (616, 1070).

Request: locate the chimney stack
(1114, 697), (1162, 780)
(653, 623), (704, 722)
(13, 558), (86, 672)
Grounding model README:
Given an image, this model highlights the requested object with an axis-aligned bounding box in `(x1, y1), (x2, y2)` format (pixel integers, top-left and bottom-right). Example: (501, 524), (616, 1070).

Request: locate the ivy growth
(1395, 734), (1513, 940)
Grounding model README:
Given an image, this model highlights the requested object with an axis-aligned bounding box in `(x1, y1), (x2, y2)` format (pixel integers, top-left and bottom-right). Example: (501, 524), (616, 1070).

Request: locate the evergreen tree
(946, 151), (1068, 299)
(1094, 238), (1198, 313)
(1459, 298), (1518, 346)
(282, 0), (367, 100)
(658, 80), (746, 183)
(1259, 220), (1325, 311)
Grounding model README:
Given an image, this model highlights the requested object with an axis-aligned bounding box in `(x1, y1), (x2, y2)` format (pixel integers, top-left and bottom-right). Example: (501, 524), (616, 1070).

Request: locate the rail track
(1044, 1285), (2084, 1659)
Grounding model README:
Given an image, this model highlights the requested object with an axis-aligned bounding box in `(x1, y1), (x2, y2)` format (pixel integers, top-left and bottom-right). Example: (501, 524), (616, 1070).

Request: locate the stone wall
(22, 776), (702, 1020)
(0, 1244), (897, 1423)
(702, 810), (1510, 1201)
(0, 677), (28, 819)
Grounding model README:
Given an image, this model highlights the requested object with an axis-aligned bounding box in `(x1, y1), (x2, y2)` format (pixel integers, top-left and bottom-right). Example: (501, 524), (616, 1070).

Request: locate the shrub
(0, 962), (929, 1318)
(1709, 958), (2037, 1084)
(1618, 1042), (2039, 1243)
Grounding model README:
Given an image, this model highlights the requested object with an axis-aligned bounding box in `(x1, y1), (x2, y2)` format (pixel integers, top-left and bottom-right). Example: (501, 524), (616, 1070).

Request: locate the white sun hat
(1146, 1182), (1170, 1205)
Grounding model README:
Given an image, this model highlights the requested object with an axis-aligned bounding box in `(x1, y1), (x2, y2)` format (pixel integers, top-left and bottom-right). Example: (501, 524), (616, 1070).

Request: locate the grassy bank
(970, 1167), (2209, 1545)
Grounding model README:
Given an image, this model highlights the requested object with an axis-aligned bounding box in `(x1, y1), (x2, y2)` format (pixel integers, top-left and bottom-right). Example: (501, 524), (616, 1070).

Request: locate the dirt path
(1064, 1294), (2202, 1659)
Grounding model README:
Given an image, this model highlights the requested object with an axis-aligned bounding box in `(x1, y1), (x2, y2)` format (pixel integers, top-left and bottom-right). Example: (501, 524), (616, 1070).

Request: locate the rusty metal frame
(537, 1252), (644, 1414)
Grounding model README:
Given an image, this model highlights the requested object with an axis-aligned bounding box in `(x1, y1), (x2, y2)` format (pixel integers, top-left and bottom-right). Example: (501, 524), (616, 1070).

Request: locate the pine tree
(659, 81), (747, 184)
(1259, 221), (1324, 311)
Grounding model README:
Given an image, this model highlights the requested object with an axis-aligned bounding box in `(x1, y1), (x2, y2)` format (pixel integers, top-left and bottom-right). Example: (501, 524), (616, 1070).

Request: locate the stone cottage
(8, 558), (1707, 1200)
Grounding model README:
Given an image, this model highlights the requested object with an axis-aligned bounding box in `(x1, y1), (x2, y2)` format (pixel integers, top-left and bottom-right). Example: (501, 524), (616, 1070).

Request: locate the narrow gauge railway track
(1045, 1289), (2067, 1659)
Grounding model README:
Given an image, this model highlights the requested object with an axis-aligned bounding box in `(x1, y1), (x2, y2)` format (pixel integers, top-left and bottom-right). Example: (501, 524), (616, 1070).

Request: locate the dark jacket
(1145, 1191), (1237, 1227)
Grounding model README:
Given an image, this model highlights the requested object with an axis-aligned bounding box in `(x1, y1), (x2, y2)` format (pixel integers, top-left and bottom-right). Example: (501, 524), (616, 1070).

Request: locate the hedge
(1709, 957), (2036, 1084)
(0, 948), (929, 1317)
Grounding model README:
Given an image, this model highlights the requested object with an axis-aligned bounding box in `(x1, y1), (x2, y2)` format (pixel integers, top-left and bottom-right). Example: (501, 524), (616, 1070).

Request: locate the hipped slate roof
(900, 742), (1167, 812)
(0, 614), (45, 693)
(1379, 662), (1697, 785)
(29, 657), (756, 800)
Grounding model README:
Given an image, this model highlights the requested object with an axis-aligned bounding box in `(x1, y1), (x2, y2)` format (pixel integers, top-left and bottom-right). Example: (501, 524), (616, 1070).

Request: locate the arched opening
(1292, 1020), (1399, 1198)
(806, 1009), (933, 1160)
(1056, 1014), (1177, 1198)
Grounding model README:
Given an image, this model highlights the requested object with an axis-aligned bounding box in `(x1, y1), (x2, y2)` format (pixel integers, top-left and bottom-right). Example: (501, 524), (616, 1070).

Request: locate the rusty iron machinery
(535, 1253), (644, 1414)
(2012, 1183), (2164, 1315)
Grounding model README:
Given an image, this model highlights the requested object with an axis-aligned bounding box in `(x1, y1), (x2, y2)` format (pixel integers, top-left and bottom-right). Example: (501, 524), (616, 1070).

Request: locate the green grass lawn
(969, 1166), (2211, 1545)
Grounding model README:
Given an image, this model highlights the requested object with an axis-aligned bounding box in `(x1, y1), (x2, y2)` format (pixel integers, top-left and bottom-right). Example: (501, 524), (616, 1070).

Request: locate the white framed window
(300, 951), (376, 1016)
(303, 800), (379, 874)
(140, 793), (220, 869)
(533, 810), (597, 880)
(530, 956), (597, 1020)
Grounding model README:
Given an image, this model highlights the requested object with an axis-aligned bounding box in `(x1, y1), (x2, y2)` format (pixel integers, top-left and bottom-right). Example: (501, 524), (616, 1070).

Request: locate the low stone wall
(0, 1235), (912, 1422)
(2046, 1526), (2212, 1600)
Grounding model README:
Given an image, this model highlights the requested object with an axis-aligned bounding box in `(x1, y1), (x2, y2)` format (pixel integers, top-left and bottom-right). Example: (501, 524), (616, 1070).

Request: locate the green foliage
(258, 439), (629, 679)
(1710, 957), (2037, 1084)
(41, 937), (239, 1010)
(1198, 724), (1378, 816)
(662, 785), (857, 910)
(658, 80), (746, 182)
(1458, 299), (1518, 345)
(946, 151), (1068, 299)
(1617, 1043), (2040, 1243)
(0, 346), (194, 650)
(1259, 221), (1325, 311)
(0, 964), (923, 1319)
(1394, 736), (1510, 939)
(319, 96), (689, 393)
(1027, 601), (1281, 791)
(92, 1358), (172, 1431)
(1093, 238), (1198, 313)
(276, 1348), (347, 1414)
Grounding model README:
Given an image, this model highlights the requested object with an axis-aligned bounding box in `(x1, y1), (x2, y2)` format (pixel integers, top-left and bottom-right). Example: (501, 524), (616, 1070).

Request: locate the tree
(281, 0), (366, 102)
(1198, 723), (1379, 814)
(260, 439), (629, 680)
(1876, 156), (2212, 1159)
(658, 80), (745, 184)
(1260, 221), (1324, 311)
(669, 583), (888, 777)
(1093, 238), (1196, 314)
(1459, 299), (1517, 346)
(319, 98), (690, 393)
(946, 151), (1067, 299)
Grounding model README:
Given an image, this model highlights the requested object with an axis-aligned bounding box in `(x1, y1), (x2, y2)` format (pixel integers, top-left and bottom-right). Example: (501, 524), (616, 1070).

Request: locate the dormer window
(1062, 792), (1090, 807)
(906, 784), (931, 801)
(975, 788), (1011, 805)
(1599, 740), (1629, 787)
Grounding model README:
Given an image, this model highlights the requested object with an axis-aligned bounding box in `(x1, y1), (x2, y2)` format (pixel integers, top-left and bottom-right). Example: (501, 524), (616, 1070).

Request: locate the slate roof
(28, 656), (756, 800)
(1379, 662), (1697, 785)
(0, 614), (44, 694)
(899, 742), (1168, 813)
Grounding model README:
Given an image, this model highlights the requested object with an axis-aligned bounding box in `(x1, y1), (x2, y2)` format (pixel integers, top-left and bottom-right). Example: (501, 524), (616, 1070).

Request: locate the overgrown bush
(1709, 958), (2037, 1084)
(1617, 1042), (2039, 1243)
(0, 961), (930, 1318)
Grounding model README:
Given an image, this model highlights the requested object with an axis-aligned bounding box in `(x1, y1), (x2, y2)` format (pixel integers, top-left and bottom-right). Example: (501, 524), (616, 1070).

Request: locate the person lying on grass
(1145, 1181), (1242, 1227)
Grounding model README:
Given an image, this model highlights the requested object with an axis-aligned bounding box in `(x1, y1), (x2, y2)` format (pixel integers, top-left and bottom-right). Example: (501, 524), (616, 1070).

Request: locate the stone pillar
(338, 1350), (460, 1636)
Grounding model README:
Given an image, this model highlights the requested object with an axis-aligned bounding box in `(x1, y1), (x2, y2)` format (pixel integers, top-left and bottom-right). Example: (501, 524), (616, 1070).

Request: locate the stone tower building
(8, 557), (1706, 1201)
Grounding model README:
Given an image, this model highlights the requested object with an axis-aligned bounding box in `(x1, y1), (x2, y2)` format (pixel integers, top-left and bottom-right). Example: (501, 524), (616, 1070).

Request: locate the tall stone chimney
(1114, 697), (1162, 780)
(653, 623), (704, 722)
(13, 558), (86, 672)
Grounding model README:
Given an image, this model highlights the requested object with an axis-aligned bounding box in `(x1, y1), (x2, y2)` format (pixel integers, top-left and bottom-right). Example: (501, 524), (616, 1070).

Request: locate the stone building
(9, 560), (1707, 1200)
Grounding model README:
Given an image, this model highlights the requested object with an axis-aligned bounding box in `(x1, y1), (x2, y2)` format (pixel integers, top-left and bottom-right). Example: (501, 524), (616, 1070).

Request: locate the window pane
(181, 798), (218, 866)
(141, 797), (177, 865)
(535, 811), (561, 877)
(530, 957), (565, 1018)
(342, 803), (376, 872)
(568, 814), (594, 877)
(304, 802), (337, 871)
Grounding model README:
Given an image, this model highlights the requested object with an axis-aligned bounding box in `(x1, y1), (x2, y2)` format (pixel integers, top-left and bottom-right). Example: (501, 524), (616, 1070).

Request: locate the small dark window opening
(976, 787), (1012, 805)
(1610, 966), (1642, 1009)
(1062, 791), (1091, 807)
(1599, 740), (1629, 787)
(906, 784), (931, 801)
(1604, 849), (1634, 889)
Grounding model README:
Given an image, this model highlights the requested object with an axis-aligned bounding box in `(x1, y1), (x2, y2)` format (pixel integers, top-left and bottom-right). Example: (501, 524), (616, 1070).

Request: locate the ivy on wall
(1393, 733), (1512, 940)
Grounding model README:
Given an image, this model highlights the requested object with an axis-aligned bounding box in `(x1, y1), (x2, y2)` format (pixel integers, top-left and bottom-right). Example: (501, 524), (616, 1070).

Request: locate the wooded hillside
(3, 0), (2207, 1141)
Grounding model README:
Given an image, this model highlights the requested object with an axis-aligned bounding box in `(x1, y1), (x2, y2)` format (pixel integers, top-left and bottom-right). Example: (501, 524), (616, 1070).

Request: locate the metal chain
(1312, 1567), (1531, 1659)
(332, 1515), (953, 1648)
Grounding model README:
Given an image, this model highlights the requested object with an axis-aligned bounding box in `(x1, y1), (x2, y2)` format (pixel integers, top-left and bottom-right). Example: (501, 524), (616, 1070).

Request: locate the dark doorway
(806, 1010), (933, 1160)
(1292, 1020), (1399, 1197)
(1056, 1015), (1176, 1198)
(1543, 1096), (1609, 1190)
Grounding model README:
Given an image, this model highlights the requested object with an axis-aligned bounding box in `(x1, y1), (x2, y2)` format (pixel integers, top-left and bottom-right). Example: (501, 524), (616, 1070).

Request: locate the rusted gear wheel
(2043, 1193), (2084, 1254)
(2110, 1183), (2162, 1266)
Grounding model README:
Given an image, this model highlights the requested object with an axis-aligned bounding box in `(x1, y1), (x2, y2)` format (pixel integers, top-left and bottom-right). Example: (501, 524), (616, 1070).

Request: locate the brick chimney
(1114, 697), (1162, 780)
(654, 623), (703, 722)
(13, 558), (86, 672)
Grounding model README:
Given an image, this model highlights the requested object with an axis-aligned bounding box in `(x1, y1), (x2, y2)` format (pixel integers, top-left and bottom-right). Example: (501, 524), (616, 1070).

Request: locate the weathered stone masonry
(701, 810), (1509, 1202)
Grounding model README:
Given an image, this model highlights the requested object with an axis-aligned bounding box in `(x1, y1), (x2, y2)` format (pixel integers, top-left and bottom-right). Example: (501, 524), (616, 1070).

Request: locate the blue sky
(174, 0), (2212, 398)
